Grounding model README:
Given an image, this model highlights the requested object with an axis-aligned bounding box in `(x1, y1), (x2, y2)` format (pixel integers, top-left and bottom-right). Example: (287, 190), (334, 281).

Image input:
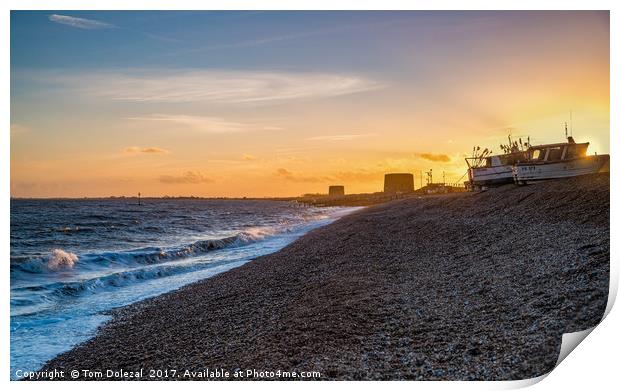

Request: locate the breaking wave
(9, 225), (296, 309)
(11, 225), (288, 277)
(47, 249), (78, 270)
(19, 259), (220, 301)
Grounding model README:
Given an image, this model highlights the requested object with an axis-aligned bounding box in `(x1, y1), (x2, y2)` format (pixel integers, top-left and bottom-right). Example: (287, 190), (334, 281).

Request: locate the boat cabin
(526, 137), (588, 163)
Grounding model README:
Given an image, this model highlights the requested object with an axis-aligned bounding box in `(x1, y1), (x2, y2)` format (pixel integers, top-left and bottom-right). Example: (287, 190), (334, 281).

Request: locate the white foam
(47, 249), (79, 270)
(239, 226), (281, 241)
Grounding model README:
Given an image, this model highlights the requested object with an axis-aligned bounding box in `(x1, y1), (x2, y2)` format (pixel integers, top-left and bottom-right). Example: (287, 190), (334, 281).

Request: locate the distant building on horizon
(328, 185), (345, 197)
(384, 173), (414, 193)
(419, 183), (466, 195)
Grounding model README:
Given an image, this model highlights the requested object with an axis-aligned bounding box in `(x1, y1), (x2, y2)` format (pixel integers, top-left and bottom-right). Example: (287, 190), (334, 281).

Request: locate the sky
(10, 11), (610, 197)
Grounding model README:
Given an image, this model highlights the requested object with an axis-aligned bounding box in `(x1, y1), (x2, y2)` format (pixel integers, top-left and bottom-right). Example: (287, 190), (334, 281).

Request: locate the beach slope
(41, 174), (610, 380)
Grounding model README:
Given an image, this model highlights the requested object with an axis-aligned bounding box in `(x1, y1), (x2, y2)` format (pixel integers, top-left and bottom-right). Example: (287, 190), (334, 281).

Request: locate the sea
(10, 198), (358, 378)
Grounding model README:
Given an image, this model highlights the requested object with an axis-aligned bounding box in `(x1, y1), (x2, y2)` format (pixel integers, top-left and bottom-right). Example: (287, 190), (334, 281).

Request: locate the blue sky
(12, 11), (416, 71)
(13, 11), (570, 73)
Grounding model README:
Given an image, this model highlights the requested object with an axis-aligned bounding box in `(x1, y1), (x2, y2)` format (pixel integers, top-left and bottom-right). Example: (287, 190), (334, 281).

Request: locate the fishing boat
(512, 132), (609, 184)
(465, 136), (529, 190)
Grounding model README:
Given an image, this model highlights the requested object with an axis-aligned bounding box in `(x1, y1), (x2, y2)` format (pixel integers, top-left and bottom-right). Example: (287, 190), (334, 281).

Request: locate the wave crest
(47, 249), (78, 270)
(11, 224), (298, 278)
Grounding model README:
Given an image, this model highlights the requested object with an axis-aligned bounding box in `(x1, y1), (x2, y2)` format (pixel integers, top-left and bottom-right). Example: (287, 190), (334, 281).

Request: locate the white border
(4, 1), (617, 390)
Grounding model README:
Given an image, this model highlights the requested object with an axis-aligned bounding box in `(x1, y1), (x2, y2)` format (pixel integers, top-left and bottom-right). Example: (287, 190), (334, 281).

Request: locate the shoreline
(10, 204), (362, 378)
(38, 174), (609, 380)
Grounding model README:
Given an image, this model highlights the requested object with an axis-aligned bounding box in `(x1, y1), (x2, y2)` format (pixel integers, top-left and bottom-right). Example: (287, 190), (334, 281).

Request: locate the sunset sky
(10, 11), (609, 197)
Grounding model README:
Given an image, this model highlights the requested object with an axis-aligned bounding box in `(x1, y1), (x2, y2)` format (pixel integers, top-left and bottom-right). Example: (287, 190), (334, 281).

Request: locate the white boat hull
(468, 165), (514, 187)
(513, 155), (609, 183)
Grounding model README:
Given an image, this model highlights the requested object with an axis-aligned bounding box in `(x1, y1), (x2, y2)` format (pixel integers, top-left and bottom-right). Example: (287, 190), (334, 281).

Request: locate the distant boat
(465, 137), (529, 190)
(512, 136), (609, 184)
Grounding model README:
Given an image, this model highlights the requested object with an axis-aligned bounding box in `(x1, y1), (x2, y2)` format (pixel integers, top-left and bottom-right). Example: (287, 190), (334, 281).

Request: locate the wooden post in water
(138, 192), (141, 206)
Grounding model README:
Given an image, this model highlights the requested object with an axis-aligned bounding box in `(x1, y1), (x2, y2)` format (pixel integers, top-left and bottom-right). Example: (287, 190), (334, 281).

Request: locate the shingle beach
(40, 174), (610, 380)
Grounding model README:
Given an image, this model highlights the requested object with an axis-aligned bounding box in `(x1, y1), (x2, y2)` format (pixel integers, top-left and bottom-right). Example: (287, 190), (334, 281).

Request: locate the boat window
(566, 144), (587, 158)
(547, 146), (563, 161)
(531, 150), (541, 160)
(500, 152), (528, 165)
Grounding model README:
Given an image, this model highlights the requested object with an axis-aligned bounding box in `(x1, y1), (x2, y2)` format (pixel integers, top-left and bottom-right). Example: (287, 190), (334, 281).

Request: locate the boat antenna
(564, 122), (568, 140)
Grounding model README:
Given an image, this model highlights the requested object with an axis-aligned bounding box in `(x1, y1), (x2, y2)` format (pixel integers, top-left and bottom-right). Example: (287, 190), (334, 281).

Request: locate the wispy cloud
(128, 114), (250, 133)
(159, 171), (213, 184)
(274, 168), (328, 183)
(276, 168), (293, 178)
(50, 70), (384, 104)
(182, 17), (411, 53)
(415, 152), (451, 162)
(186, 30), (332, 53)
(123, 146), (170, 154)
(306, 134), (374, 142)
(242, 154), (257, 161)
(48, 14), (116, 30)
(47, 14), (182, 43)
